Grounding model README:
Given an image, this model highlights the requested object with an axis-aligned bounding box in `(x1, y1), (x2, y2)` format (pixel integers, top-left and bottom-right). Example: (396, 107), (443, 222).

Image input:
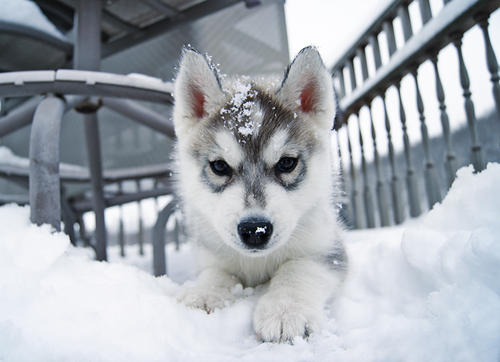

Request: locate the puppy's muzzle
(237, 218), (273, 249)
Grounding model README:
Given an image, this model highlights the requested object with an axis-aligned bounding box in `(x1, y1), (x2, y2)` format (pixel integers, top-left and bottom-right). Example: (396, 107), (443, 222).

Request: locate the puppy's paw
(176, 287), (235, 313)
(253, 293), (319, 343)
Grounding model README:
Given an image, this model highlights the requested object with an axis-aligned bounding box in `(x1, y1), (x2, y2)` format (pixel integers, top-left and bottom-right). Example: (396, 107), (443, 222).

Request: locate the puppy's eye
(210, 160), (232, 176)
(275, 157), (298, 174)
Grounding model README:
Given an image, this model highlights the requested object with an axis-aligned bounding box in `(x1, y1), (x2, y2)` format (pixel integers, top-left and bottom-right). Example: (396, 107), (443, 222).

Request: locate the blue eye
(276, 157), (298, 173)
(210, 160), (232, 176)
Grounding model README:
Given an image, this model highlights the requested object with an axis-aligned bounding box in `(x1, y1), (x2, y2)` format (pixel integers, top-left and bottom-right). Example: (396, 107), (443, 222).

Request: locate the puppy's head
(173, 47), (336, 256)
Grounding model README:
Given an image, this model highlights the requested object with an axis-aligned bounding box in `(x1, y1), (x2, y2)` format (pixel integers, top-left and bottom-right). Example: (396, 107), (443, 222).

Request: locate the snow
(220, 78), (260, 137)
(0, 146), (88, 173)
(0, 0), (68, 42)
(1, 163), (500, 361)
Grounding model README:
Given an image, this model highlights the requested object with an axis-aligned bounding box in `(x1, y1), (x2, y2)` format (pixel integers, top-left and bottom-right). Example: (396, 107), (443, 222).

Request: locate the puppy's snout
(237, 219), (273, 249)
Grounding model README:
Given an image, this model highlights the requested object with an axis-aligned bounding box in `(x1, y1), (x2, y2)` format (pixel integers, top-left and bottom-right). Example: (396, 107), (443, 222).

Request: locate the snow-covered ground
(1, 163), (499, 361)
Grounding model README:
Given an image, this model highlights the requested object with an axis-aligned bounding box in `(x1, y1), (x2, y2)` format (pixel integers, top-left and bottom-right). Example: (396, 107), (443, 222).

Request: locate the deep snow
(1, 163), (500, 362)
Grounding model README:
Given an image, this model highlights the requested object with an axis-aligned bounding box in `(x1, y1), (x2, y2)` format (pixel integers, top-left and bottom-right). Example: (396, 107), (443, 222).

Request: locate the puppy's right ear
(173, 48), (225, 135)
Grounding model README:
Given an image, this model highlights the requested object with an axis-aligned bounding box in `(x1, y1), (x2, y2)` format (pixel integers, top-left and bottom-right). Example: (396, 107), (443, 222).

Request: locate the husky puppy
(173, 46), (347, 343)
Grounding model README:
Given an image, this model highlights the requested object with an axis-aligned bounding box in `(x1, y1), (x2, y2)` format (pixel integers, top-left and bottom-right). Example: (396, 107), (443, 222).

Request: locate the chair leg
(83, 112), (108, 261)
(153, 198), (178, 277)
(29, 95), (65, 231)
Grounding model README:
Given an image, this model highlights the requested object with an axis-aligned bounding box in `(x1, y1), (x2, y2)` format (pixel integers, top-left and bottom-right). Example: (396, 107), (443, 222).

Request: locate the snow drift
(1, 163), (499, 361)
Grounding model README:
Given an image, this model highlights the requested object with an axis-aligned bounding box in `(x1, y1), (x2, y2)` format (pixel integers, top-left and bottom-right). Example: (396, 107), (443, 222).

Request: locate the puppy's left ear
(277, 47), (336, 129)
(173, 48), (225, 136)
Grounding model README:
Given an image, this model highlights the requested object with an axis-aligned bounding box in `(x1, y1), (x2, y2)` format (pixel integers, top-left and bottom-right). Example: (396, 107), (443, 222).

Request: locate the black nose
(237, 219), (273, 249)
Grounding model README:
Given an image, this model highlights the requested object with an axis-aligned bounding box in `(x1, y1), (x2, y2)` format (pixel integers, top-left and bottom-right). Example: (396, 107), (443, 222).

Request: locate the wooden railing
(332, 0), (500, 229)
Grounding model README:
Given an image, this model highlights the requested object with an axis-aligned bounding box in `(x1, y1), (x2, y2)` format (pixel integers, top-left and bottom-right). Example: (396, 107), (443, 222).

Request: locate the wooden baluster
(398, 3), (413, 42)
(477, 14), (500, 123)
(356, 47), (369, 81)
(418, 0), (432, 25)
(382, 94), (405, 224)
(396, 81), (422, 217)
(336, 68), (346, 99)
(347, 127), (366, 229)
(336, 131), (353, 227)
(347, 57), (357, 91)
(383, 19), (397, 57)
(368, 104), (390, 226)
(431, 55), (458, 189)
(412, 69), (442, 209)
(452, 34), (486, 172)
(369, 34), (383, 70)
(357, 112), (376, 228)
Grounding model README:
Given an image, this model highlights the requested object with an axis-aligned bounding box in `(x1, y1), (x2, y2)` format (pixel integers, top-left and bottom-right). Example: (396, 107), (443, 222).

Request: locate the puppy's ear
(277, 46), (335, 129)
(173, 48), (224, 135)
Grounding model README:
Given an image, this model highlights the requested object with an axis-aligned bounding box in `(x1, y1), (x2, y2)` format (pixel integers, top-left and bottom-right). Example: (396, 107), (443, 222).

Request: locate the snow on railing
(331, 0), (500, 229)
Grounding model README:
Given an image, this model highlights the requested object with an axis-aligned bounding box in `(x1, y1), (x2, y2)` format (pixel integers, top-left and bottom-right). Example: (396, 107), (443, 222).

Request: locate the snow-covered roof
(0, 0), (68, 41)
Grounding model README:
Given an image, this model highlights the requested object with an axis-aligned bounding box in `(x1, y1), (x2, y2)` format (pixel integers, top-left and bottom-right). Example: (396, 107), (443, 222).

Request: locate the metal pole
(74, 0), (102, 72)
(74, 0), (108, 261)
(152, 198), (178, 276)
(102, 98), (176, 139)
(136, 180), (144, 256)
(0, 95), (87, 138)
(83, 111), (107, 261)
(118, 182), (125, 258)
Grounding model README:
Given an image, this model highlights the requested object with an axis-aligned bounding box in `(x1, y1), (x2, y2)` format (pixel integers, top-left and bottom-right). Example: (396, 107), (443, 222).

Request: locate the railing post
(29, 94), (66, 231)
(356, 113), (375, 228)
(382, 94), (405, 224)
(398, 3), (413, 42)
(477, 14), (500, 124)
(335, 68), (346, 99)
(368, 104), (390, 226)
(356, 47), (369, 81)
(347, 127), (365, 229)
(412, 69), (442, 209)
(347, 58), (357, 91)
(369, 34), (383, 70)
(452, 34), (486, 173)
(418, 0), (433, 25)
(431, 55), (458, 189)
(383, 19), (397, 57)
(396, 82), (421, 217)
(336, 131), (352, 227)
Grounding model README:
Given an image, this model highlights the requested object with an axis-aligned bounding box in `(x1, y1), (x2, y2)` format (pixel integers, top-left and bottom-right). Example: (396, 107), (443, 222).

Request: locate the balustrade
(332, 0), (500, 228)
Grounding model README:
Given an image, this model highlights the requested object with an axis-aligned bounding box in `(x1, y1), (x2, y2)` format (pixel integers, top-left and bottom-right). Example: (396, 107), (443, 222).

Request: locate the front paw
(253, 293), (319, 343)
(176, 287), (235, 313)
